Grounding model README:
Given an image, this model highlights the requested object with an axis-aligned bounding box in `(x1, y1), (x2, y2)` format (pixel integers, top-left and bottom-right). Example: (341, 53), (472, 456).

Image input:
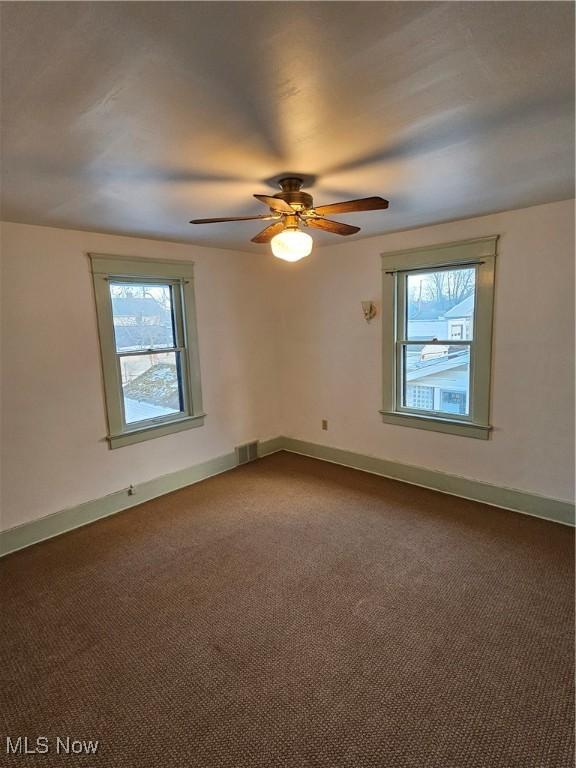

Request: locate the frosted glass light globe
(270, 229), (313, 262)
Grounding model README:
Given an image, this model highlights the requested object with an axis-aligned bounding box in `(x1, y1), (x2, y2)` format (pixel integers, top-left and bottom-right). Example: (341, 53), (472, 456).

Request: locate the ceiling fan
(190, 176), (389, 262)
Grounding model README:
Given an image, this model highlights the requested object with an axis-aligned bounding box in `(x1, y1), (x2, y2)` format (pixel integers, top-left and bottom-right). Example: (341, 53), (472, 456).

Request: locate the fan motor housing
(274, 177), (313, 211)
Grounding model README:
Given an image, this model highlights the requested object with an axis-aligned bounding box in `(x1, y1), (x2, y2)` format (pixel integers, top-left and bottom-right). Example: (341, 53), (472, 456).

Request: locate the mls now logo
(5, 736), (99, 755)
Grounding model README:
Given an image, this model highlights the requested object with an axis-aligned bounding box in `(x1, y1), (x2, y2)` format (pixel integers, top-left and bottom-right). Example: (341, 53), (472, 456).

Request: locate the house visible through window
(403, 267), (475, 418)
(90, 255), (204, 448)
(381, 237), (497, 439)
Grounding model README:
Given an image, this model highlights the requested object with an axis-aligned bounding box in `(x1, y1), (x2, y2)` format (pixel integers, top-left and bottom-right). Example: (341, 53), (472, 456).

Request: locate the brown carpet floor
(1, 451), (574, 767)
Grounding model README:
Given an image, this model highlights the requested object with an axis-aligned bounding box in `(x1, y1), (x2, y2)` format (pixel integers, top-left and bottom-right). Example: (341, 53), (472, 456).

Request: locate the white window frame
(380, 236), (497, 440)
(90, 254), (205, 449)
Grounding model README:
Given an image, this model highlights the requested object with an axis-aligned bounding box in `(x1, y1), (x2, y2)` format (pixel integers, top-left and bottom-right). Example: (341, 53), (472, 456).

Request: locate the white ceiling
(1, 1), (574, 252)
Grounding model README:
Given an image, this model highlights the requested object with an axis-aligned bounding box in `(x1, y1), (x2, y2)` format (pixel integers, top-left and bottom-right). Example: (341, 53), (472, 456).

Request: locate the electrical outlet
(128, 484), (136, 496)
(321, 419), (328, 431)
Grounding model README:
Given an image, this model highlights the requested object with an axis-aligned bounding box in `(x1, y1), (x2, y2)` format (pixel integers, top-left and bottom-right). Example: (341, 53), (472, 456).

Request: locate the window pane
(110, 283), (175, 352)
(403, 344), (470, 416)
(406, 268), (475, 341)
(119, 352), (183, 424)
(404, 384), (434, 410)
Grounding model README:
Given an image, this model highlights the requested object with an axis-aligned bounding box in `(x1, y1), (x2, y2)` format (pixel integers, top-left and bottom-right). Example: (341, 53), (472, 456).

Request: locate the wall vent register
(236, 442), (259, 465)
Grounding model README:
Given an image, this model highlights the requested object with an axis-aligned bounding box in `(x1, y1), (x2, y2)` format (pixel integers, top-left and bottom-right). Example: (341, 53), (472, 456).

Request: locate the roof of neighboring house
(444, 294), (474, 319)
(406, 350), (469, 381)
(408, 305), (446, 321)
(114, 326), (173, 350)
(111, 297), (167, 317)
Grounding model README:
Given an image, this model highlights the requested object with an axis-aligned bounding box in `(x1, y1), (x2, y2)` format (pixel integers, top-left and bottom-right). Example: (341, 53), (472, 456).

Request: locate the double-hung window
(90, 254), (204, 448)
(381, 236), (497, 439)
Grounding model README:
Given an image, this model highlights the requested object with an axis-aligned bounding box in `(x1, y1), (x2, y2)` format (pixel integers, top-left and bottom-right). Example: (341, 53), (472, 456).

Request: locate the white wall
(276, 199), (575, 503)
(1, 200), (573, 533)
(1, 223), (282, 531)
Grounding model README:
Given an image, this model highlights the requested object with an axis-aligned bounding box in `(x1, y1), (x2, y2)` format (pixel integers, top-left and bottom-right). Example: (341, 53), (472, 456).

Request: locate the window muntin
(90, 255), (204, 448)
(380, 236), (497, 439)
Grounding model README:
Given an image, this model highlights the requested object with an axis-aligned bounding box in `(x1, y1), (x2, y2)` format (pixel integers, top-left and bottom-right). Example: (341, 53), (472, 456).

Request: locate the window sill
(108, 413), (206, 449)
(379, 410), (491, 440)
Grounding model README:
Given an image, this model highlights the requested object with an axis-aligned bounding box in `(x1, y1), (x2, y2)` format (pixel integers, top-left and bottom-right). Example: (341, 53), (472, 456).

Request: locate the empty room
(0, 2), (574, 766)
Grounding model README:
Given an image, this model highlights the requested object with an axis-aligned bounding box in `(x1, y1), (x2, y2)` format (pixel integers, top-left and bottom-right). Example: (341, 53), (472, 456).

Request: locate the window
(381, 236), (497, 439)
(405, 384), (434, 410)
(90, 254), (204, 448)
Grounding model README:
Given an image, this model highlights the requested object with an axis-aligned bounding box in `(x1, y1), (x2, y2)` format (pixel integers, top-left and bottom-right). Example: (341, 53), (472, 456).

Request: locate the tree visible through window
(403, 267), (475, 417)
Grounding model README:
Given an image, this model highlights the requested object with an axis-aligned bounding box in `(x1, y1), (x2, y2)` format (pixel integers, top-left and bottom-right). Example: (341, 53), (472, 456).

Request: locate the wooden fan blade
(190, 214), (277, 224)
(306, 218), (360, 236)
(253, 194), (294, 214)
(314, 196), (389, 216)
(251, 221), (286, 243)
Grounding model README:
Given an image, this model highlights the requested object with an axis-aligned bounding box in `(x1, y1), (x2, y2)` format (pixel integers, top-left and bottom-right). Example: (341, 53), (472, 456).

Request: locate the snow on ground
(124, 397), (178, 424)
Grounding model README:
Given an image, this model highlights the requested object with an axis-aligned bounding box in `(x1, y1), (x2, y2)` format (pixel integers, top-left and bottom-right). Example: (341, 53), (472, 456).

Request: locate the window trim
(89, 254), (205, 449)
(380, 236), (497, 440)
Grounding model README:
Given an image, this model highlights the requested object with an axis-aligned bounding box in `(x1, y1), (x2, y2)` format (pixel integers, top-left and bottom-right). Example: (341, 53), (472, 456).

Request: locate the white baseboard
(2, 436), (572, 558)
(266, 436), (575, 527)
(0, 450), (238, 558)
